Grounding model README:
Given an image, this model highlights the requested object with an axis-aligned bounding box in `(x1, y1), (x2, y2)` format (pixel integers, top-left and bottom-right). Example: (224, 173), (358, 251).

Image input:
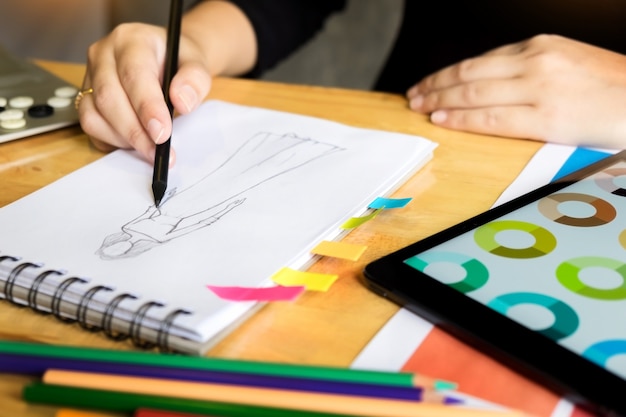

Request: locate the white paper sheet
(0, 100), (436, 353)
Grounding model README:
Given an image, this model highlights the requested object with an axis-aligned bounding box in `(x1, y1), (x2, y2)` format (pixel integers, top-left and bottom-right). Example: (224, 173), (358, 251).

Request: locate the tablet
(363, 149), (626, 416)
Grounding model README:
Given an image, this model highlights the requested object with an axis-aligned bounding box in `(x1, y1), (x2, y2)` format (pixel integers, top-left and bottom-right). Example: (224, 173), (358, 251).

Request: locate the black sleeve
(226, 0), (347, 77)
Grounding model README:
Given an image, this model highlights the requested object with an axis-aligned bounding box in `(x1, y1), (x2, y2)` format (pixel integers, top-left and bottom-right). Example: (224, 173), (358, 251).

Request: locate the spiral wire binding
(1, 253), (193, 352)
(5, 261), (38, 305)
(158, 308), (192, 352)
(28, 269), (63, 313)
(77, 285), (113, 332)
(129, 301), (164, 349)
(101, 293), (138, 341)
(0, 256), (20, 290)
(51, 276), (88, 322)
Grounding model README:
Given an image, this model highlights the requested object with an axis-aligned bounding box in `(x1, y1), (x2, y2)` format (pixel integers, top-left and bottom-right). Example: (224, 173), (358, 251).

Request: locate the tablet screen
(403, 159), (626, 382)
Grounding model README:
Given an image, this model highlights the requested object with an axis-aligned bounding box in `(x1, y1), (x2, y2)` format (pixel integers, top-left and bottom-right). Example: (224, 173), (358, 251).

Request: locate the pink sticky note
(207, 285), (305, 301)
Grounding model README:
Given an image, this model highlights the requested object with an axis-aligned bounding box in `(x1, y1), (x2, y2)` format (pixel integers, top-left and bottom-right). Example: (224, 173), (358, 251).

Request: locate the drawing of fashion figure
(96, 132), (343, 259)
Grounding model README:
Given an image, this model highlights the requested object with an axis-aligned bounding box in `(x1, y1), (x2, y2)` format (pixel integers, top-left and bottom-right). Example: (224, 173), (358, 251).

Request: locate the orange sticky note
(271, 267), (338, 291)
(311, 240), (367, 261)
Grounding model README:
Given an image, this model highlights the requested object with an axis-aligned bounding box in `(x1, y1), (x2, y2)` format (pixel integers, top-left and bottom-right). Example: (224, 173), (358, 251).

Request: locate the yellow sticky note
(271, 267), (338, 291)
(340, 208), (382, 229)
(311, 240), (367, 261)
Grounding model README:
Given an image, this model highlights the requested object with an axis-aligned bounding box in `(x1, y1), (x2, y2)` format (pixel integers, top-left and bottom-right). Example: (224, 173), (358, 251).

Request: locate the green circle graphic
(557, 256), (626, 300)
(474, 220), (556, 258)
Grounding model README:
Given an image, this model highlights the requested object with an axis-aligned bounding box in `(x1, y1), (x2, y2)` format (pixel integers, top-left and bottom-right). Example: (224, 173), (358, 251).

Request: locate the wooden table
(0, 61), (542, 416)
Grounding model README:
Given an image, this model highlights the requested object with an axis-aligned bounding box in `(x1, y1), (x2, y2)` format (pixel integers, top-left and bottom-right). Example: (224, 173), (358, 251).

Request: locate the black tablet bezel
(363, 149), (626, 417)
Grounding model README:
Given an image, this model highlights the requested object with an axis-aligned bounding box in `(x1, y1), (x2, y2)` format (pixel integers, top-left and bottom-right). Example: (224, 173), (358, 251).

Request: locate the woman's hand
(407, 34), (626, 149)
(77, 22), (212, 164)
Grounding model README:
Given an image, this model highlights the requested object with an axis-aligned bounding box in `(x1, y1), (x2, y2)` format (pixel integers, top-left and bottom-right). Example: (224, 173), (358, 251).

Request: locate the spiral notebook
(0, 100), (436, 354)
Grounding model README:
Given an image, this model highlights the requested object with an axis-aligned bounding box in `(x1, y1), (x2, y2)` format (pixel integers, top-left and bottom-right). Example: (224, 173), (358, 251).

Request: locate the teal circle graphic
(583, 340), (626, 367)
(487, 292), (579, 340)
(556, 256), (626, 300)
(404, 251), (489, 293)
(474, 220), (557, 258)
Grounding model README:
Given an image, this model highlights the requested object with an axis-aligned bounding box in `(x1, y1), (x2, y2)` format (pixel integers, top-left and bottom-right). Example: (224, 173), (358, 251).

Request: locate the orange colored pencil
(44, 369), (530, 417)
(56, 408), (119, 417)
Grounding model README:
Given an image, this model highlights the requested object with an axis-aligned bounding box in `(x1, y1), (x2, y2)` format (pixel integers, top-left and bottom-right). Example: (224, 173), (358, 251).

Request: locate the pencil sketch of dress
(96, 132), (343, 260)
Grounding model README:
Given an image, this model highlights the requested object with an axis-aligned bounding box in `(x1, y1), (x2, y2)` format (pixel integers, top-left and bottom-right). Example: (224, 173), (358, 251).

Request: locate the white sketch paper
(0, 100), (436, 353)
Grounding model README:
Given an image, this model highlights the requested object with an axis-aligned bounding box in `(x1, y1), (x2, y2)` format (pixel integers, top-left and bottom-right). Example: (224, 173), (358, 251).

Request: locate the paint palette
(0, 45), (79, 143)
(364, 150), (626, 416)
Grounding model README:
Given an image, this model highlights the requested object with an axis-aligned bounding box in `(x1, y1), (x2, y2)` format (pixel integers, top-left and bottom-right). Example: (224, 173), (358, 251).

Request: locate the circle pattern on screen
(556, 256), (626, 300)
(401, 161), (626, 382)
(404, 251), (488, 293)
(595, 168), (626, 197)
(584, 340), (626, 367)
(537, 192), (616, 226)
(487, 292), (579, 340)
(474, 220), (556, 258)
(620, 229), (626, 250)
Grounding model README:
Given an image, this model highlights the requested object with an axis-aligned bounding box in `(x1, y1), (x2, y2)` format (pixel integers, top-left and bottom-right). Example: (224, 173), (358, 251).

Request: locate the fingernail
(147, 118), (164, 143)
(178, 85), (198, 113)
(169, 149), (176, 167)
(430, 110), (447, 124)
(409, 95), (423, 110)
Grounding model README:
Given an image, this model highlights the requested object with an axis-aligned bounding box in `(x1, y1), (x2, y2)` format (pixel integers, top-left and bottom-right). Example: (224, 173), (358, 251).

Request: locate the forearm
(182, 0), (257, 77)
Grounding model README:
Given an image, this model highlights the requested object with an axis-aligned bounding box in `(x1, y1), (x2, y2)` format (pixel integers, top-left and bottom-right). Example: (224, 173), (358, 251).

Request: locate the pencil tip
(152, 181), (167, 208)
(433, 380), (458, 391)
(443, 396), (464, 405)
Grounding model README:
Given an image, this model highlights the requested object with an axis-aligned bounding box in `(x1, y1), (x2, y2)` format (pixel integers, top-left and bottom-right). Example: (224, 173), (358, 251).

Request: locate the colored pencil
(42, 369), (472, 417)
(56, 409), (117, 417)
(0, 352), (429, 401)
(134, 409), (213, 417)
(0, 340), (455, 389)
(24, 381), (529, 417)
(24, 382), (363, 417)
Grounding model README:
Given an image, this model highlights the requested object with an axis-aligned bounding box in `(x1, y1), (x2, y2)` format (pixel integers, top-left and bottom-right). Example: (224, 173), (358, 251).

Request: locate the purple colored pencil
(0, 353), (431, 401)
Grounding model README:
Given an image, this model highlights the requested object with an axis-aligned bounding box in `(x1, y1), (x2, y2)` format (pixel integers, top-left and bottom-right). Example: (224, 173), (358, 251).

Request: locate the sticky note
(311, 240), (367, 261)
(368, 197), (412, 209)
(207, 285), (305, 301)
(271, 267), (338, 291)
(340, 208), (382, 229)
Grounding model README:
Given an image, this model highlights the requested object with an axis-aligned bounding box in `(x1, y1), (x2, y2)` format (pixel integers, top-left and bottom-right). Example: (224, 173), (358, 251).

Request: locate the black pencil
(152, 0), (184, 207)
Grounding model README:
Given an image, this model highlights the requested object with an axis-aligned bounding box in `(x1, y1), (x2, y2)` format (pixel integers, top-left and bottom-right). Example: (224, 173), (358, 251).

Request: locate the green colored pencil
(0, 340), (455, 390)
(23, 382), (361, 417)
